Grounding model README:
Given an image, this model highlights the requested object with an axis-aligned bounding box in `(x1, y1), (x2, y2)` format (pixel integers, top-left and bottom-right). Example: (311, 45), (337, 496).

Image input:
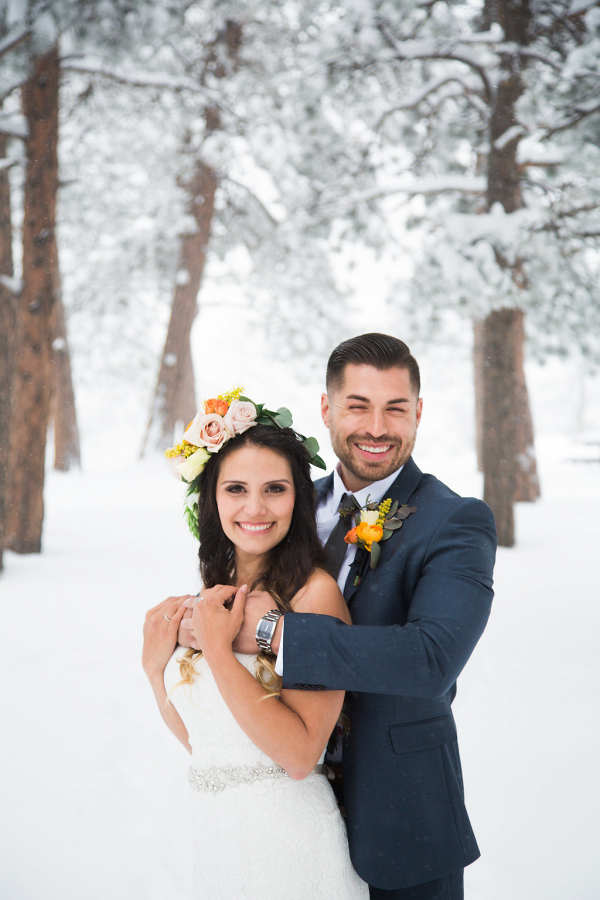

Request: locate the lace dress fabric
(164, 649), (368, 900)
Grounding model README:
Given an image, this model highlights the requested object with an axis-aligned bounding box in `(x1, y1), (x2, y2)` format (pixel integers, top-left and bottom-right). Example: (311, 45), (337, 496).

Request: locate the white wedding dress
(164, 649), (368, 900)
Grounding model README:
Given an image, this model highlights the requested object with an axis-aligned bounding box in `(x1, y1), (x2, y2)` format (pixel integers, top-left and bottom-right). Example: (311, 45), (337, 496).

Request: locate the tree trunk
(482, 309), (522, 547)
(141, 160), (217, 453)
(479, 0), (539, 540)
(51, 288), (81, 471)
(6, 47), (60, 554)
(0, 133), (17, 572)
(512, 310), (540, 501)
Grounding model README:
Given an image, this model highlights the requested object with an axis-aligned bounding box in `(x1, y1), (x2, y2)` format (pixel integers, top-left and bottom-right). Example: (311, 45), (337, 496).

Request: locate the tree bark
(51, 287), (81, 471)
(512, 310), (540, 502)
(473, 319), (485, 472)
(141, 160), (217, 453)
(482, 309), (521, 547)
(0, 133), (17, 572)
(6, 47), (60, 554)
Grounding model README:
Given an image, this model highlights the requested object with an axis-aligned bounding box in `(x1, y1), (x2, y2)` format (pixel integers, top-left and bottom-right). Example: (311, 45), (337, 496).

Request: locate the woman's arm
(142, 595), (193, 753)
(191, 574), (350, 780)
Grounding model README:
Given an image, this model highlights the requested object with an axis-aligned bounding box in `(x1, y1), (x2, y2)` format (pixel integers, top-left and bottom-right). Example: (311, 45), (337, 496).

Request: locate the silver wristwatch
(255, 609), (284, 654)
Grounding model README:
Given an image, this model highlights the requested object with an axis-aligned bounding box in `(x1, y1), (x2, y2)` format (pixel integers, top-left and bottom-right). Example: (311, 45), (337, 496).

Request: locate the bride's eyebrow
(220, 479), (292, 485)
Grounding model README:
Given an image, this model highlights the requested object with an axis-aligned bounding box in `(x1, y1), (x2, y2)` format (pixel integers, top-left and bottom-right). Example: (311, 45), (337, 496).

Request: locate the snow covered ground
(1, 354), (599, 900)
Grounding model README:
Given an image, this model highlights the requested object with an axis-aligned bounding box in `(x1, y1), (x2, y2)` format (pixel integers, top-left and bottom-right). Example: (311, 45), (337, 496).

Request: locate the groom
(186, 333), (497, 899)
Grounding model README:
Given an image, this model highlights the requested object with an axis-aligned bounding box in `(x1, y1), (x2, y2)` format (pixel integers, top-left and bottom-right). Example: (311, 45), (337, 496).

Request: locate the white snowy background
(1, 287), (599, 899)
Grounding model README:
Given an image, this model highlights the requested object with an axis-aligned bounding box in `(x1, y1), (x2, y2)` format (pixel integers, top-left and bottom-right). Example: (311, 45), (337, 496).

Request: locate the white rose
(223, 399), (257, 436)
(177, 447), (211, 482)
(360, 509), (380, 527)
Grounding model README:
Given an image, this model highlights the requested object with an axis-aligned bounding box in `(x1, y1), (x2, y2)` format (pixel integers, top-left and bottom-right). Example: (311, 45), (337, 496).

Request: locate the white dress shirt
(274, 464), (404, 676)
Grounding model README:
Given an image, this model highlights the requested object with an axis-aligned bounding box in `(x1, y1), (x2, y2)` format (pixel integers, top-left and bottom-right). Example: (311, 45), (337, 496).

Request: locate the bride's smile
(215, 445), (296, 567)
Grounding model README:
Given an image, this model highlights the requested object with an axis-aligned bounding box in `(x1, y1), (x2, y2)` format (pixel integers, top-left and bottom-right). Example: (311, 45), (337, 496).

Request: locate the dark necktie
(323, 493), (359, 578)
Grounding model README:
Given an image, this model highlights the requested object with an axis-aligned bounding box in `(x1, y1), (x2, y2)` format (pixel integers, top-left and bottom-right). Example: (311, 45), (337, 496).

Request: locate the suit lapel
(343, 457), (424, 605)
(314, 473), (334, 508)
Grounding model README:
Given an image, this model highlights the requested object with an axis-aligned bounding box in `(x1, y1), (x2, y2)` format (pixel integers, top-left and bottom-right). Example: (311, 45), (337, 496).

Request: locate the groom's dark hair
(326, 333), (421, 396)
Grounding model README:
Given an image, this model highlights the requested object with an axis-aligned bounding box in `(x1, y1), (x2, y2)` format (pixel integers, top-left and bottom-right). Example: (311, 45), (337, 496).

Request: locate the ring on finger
(163, 613), (172, 623)
(193, 595), (204, 605)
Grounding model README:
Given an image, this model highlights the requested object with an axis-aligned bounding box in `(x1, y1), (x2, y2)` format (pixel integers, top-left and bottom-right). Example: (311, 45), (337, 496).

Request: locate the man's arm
(281, 498), (497, 697)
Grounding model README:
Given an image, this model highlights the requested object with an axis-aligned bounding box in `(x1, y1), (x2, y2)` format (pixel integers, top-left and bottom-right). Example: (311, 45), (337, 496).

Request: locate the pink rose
(184, 412), (233, 452)
(223, 400), (257, 436)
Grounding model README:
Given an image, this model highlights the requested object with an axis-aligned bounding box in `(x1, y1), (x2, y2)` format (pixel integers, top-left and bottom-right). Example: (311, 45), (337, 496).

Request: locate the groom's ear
(320, 392), (331, 428)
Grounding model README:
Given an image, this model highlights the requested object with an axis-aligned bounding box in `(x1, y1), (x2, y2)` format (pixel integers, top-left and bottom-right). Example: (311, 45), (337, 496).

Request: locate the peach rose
(223, 399), (257, 436)
(344, 526), (358, 545)
(355, 521), (383, 551)
(204, 398), (217, 414)
(184, 412), (233, 452)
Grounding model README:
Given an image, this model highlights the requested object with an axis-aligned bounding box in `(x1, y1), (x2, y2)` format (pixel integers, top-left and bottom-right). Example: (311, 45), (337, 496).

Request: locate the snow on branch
(0, 26), (31, 61)
(493, 125), (526, 150)
(0, 274), (22, 294)
(61, 58), (214, 99)
(382, 41), (495, 103)
(377, 73), (485, 127)
(0, 114), (27, 140)
(323, 176), (486, 212)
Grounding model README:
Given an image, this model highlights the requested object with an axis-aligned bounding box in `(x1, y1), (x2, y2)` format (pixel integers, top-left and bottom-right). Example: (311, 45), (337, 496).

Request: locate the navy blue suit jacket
(282, 458), (497, 890)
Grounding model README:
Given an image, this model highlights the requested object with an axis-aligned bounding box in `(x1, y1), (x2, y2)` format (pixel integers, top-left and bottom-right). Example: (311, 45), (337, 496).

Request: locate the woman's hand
(142, 595), (191, 682)
(188, 584), (248, 664)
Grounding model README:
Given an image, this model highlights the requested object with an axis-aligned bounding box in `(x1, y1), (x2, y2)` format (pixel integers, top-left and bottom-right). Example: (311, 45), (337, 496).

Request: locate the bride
(142, 391), (368, 899)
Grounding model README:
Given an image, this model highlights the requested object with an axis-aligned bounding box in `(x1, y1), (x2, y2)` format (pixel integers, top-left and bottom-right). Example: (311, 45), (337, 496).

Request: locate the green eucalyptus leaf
(303, 436), (319, 457)
(312, 454), (327, 470)
(389, 500), (399, 516)
(256, 415), (273, 426)
(384, 518), (403, 530)
(382, 528), (393, 540)
(274, 407), (293, 428)
(370, 542), (381, 569)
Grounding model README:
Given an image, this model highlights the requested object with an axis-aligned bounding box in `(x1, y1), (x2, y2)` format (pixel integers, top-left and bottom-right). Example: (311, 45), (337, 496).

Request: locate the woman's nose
(243, 491), (267, 516)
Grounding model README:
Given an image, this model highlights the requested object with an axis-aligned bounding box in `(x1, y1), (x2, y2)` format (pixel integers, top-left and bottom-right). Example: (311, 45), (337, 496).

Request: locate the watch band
(255, 609), (284, 654)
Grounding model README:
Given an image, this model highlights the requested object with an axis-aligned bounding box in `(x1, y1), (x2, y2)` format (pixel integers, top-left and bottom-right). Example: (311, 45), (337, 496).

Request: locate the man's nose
(365, 408), (387, 438)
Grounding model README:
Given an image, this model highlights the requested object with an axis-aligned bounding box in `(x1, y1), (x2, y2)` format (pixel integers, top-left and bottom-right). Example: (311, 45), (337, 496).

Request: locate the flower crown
(165, 386), (326, 538)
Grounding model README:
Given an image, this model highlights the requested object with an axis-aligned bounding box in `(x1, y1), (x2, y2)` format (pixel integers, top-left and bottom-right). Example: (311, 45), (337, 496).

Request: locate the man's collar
(331, 464), (404, 509)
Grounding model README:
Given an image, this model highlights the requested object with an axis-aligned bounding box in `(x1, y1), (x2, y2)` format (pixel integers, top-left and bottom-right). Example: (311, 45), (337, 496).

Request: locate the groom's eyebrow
(346, 394), (410, 404)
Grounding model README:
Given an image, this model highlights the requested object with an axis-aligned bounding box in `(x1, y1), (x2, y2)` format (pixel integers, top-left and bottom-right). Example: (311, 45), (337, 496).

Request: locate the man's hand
(232, 590), (281, 654)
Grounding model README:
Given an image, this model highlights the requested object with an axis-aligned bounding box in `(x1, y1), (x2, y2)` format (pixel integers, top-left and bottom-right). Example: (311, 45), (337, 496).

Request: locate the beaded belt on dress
(188, 763), (327, 793)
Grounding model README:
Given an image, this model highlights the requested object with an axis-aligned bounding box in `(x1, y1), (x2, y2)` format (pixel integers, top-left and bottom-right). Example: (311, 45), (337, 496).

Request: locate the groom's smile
(321, 363), (422, 492)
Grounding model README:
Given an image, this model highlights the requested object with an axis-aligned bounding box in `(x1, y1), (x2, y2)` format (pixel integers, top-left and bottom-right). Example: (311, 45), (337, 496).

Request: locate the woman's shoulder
(289, 568), (351, 623)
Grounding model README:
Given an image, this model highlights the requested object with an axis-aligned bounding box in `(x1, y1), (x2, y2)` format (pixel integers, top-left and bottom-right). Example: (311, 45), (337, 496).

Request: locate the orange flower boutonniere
(343, 497), (417, 577)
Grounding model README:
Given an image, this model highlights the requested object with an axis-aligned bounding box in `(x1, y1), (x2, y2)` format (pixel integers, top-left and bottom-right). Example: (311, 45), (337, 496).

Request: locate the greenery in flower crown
(165, 388), (326, 539)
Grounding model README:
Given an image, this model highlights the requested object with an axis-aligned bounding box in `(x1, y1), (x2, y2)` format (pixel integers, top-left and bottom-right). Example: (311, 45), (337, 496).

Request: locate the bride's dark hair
(198, 424), (331, 607)
(176, 425), (331, 694)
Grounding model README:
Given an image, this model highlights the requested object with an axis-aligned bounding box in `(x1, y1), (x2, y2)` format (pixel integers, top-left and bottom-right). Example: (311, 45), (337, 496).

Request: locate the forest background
(1, 1), (599, 898)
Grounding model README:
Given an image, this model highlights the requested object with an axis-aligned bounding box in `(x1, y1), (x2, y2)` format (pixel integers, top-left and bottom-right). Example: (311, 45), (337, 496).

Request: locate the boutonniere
(343, 497), (417, 576)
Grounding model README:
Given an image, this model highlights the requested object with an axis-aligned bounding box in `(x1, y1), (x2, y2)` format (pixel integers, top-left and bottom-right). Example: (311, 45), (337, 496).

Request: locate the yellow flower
(218, 386), (245, 404)
(355, 521), (384, 551)
(377, 498), (392, 526)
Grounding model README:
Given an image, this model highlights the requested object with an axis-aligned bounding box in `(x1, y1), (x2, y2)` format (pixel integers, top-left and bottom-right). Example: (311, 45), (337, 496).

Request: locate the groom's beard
(330, 430), (416, 486)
